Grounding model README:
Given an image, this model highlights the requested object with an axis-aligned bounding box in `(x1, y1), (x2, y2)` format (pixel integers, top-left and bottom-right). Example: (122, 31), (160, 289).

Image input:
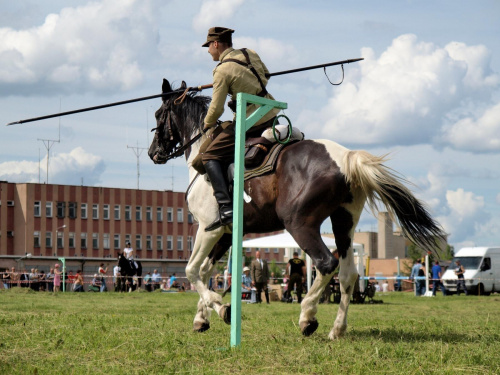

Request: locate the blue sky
(1, 0), (499, 250)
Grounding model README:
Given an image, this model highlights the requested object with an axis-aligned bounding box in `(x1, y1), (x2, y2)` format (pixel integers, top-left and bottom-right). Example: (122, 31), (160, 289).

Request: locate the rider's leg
(203, 160), (233, 231)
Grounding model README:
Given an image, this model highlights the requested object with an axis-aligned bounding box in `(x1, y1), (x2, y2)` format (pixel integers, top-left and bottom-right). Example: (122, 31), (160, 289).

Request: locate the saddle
(192, 122), (304, 179)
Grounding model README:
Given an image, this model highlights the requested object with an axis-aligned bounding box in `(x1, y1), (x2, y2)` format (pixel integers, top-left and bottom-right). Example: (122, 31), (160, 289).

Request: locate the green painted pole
(58, 257), (66, 292)
(230, 93), (287, 347)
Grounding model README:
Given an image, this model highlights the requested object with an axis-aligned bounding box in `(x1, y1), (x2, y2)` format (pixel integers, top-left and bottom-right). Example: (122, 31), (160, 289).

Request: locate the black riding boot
(204, 160), (233, 231)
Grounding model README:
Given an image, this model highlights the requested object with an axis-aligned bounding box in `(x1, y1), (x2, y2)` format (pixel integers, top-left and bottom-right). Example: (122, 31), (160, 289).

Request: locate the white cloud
(0, 0), (159, 95)
(192, 0), (246, 33)
(306, 34), (499, 150)
(0, 147), (105, 185)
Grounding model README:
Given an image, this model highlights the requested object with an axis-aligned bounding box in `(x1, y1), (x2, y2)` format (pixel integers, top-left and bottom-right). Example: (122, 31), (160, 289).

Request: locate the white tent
(242, 231), (363, 252)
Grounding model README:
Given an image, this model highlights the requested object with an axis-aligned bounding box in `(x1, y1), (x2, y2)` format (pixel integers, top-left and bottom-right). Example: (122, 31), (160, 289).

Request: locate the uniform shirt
(204, 47), (280, 127)
(288, 258), (305, 276)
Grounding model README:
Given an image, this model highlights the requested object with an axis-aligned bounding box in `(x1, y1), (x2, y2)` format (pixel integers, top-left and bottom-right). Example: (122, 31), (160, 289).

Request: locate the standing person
(251, 251), (270, 304)
(286, 252), (306, 303)
(2, 268), (12, 289)
(39, 270), (46, 292)
(73, 270), (84, 292)
(53, 264), (62, 293)
(98, 263), (108, 292)
(455, 260), (468, 296)
(200, 27), (280, 231)
(410, 259), (423, 296)
(417, 262), (426, 296)
(46, 267), (55, 292)
(151, 269), (162, 291)
(144, 272), (152, 292)
(431, 260), (447, 296)
(113, 263), (121, 292)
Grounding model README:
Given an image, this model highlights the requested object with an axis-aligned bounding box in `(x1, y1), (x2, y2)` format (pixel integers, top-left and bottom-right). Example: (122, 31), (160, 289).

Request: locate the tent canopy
(242, 231), (363, 252)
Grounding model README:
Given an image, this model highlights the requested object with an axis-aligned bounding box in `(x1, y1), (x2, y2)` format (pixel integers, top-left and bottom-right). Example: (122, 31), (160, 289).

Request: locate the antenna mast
(127, 141), (148, 189)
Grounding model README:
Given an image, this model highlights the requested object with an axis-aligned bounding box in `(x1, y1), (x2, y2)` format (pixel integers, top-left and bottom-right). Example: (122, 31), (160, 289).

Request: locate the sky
(1, 0), (499, 250)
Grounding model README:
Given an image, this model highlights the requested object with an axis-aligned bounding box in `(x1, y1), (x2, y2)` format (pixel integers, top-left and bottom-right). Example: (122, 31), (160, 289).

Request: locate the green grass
(1, 289), (499, 374)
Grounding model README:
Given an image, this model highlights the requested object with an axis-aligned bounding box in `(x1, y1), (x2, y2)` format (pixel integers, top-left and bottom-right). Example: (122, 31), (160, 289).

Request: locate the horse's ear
(162, 79), (172, 93)
(180, 80), (187, 89)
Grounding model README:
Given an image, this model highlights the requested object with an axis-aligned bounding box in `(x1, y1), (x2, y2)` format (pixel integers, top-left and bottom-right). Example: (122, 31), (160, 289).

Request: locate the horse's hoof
(300, 320), (319, 336)
(219, 303), (231, 325)
(193, 321), (210, 333)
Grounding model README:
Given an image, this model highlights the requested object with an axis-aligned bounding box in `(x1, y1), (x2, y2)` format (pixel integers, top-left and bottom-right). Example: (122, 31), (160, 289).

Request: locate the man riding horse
(201, 27), (280, 231)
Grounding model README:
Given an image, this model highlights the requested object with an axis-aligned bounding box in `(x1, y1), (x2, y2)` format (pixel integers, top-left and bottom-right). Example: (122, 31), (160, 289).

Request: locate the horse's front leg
(186, 231), (228, 332)
(329, 249), (358, 340)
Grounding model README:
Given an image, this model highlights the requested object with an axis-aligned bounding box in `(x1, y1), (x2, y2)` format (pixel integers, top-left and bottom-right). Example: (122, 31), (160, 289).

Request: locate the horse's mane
(169, 85), (211, 138)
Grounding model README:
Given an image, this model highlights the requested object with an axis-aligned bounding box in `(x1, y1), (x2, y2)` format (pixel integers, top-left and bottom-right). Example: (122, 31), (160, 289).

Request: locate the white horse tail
(342, 150), (444, 252)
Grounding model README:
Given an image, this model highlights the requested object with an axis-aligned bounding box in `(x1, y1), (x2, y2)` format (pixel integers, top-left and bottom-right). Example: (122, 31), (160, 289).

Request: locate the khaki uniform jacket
(251, 258), (270, 283)
(204, 48), (280, 127)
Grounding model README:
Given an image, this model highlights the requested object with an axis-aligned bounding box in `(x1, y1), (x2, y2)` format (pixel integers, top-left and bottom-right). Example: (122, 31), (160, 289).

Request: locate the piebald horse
(149, 79), (444, 339)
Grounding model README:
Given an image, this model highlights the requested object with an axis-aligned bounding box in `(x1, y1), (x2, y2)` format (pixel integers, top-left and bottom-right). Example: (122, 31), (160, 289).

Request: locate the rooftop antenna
(127, 140), (148, 189)
(37, 98), (62, 183)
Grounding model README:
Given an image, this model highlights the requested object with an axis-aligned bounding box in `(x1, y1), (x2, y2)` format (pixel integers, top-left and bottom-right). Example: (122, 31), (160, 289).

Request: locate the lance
(6, 57), (363, 126)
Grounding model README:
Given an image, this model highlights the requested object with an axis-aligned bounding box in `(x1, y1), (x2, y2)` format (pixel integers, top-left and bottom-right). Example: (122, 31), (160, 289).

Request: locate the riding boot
(204, 160), (233, 232)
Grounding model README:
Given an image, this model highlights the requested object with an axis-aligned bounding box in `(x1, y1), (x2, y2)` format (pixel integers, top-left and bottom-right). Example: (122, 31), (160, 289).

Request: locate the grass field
(1, 288), (499, 375)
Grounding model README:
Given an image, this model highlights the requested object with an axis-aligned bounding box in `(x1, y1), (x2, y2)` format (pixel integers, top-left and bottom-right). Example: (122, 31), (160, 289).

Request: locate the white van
(442, 247), (500, 295)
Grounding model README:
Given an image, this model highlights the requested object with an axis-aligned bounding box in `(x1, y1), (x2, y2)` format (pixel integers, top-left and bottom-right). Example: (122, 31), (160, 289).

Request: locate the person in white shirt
(123, 242), (134, 260)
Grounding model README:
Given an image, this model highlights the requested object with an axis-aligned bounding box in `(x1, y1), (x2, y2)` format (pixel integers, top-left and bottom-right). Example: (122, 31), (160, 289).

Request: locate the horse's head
(148, 79), (209, 164)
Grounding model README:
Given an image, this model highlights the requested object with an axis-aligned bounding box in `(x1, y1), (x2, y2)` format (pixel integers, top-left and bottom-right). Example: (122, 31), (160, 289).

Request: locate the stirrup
(205, 211), (233, 232)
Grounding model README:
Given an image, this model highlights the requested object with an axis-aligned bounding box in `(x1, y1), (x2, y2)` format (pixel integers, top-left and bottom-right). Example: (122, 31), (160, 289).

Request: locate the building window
(135, 206), (142, 221)
(68, 202), (77, 219)
(34, 202), (41, 217)
(46, 232), (52, 247)
(114, 205), (120, 220)
(156, 207), (163, 222)
(246, 247), (251, 253)
(34, 231), (41, 247)
(146, 235), (152, 250)
(92, 204), (99, 219)
(187, 236), (193, 251)
(125, 205), (131, 221)
(103, 205), (110, 220)
(57, 232), (64, 248)
(273, 248), (279, 253)
(166, 235), (173, 250)
(177, 236), (183, 250)
(188, 212), (194, 224)
(264, 248), (270, 253)
(157, 235), (163, 250)
(92, 233), (99, 249)
(46, 202), (53, 218)
(125, 234), (131, 245)
(146, 207), (152, 221)
(81, 203), (87, 219)
(57, 202), (65, 218)
(114, 234), (120, 249)
(167, 207), (173, 222)
(103, 233), (110, 249)
(135, 234), (142, 250)
(177, 208), (184, 223)
(69, 233), (75, 248)
(81, 233), (87, 249)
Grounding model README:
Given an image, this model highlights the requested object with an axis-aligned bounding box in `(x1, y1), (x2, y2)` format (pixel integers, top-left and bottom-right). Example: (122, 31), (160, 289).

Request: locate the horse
(117, 253), (143, 292)
(148, 79), (445, 339)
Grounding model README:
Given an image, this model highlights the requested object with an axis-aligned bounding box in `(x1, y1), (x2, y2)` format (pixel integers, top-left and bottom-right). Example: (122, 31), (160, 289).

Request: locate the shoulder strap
(217, 48), (268, 97)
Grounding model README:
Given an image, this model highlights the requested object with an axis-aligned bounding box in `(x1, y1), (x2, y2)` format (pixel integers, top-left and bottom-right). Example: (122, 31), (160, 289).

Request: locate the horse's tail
(343, 150), (445, 252)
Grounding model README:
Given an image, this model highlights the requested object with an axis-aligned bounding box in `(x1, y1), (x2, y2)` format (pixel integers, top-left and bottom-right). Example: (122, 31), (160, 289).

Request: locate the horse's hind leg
(329, 206), (361, 340)
(288, 226), (339, 337)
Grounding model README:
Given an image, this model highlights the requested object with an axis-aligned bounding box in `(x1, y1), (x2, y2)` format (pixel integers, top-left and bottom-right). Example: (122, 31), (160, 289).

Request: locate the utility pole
(127, 141), (148, 189)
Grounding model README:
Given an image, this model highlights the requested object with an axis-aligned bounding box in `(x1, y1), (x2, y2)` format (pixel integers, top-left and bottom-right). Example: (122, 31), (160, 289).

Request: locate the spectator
(2, 268), (12, 289)
(113, 263), (121, 292)
(410, 259), (423, 296)
(241, 266), (256, 303)
(285, 252), (306, 303)
(46, 268), (55, 292)
(382, 280), (389, 293)
(431, 260), (447, 296)
(89, 274), (100, 292)
(455, 260), (468, 296)
(251, 251), (270, 304)
(151, 269), (162, 291)
(160, 279), (169, 291)
(39, 270), (47, 292)
(170, 273), (179, 288)
(67, 271), (76, 291)
(144, 272), (152, 292)
(73, 270), (84, 292)
(417, 263), (426, 296)
(29, 268), (39, 291)
(19, 269), (30, 288)
(98, 263), (108, 292)
(53, 264), (62, 292)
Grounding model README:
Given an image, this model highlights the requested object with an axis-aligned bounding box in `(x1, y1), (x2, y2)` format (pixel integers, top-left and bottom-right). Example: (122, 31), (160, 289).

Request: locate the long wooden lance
(6, 57), (363, 126)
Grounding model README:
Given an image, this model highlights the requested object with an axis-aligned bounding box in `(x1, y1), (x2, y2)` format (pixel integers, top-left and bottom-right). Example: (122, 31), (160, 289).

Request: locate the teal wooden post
(231, 93), (287, 347)
(58, 257), (66, 292)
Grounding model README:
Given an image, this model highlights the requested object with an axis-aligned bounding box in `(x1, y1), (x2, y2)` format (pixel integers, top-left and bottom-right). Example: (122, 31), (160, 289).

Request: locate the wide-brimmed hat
(202, 27), (234, 47)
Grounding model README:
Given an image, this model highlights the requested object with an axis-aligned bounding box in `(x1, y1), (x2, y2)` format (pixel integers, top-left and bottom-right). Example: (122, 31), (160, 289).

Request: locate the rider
(201, 27), (280, 231)
(123, 242), (136, 271)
